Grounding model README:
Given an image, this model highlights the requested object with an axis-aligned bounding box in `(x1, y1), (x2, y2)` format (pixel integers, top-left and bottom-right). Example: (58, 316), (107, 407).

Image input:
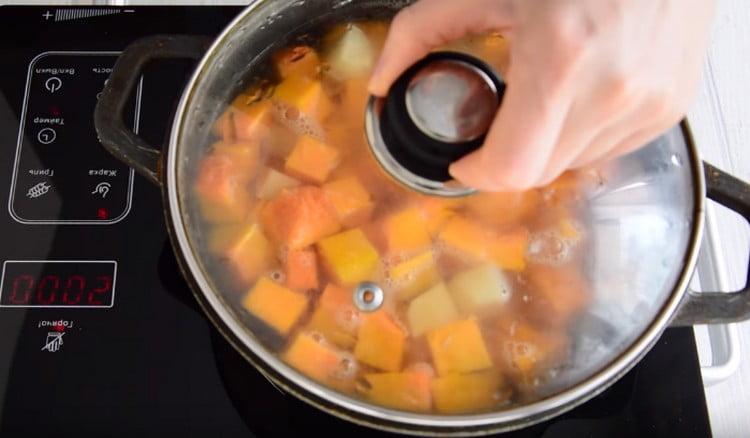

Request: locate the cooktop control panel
(9, 53), (138, 224)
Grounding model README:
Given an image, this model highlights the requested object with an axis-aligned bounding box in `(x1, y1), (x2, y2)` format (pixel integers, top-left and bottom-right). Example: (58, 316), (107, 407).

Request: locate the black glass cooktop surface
(0, 6), (711, 438)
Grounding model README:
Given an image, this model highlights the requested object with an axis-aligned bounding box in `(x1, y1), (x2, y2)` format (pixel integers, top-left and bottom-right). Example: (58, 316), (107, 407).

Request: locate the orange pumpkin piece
(363, 371), (432, 412)
(317, 228), (380, 286)
(465, 190), (541, 228)
(307, 284), (360, 349)
(415, 196), (462, 236)
(283, 332), (356, 393)
(285, 248), (319, 291)
(261, 186), (341, 249)
(194, 143), (260, 223)
(526, 265), (590, 328)
(383, 208), (432, 254)
(273, 75), (332, 125)
(431, 371), (504, 414)
(243, 277), (309, 336)
(354, 311), (406, 371)
(274, 45), (320, 79)
(427, 318), (493, 376)
(285, 135), (341, 183)
(233, 100), (275, 142)
(322, 176), (374, 227)
(490, 227), (529, 272)
(497, 321), (568, 384)
(207, 223), (274, 284)
(389, 250), (440, 301)
(437, 216), (489, 261)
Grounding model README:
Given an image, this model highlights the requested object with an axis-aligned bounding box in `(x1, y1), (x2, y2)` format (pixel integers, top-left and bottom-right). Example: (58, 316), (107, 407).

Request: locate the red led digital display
(0, 261), (116, 308)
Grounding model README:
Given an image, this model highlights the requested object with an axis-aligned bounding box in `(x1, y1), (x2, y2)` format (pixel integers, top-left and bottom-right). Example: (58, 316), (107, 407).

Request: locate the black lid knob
(365, 52), (505, 196)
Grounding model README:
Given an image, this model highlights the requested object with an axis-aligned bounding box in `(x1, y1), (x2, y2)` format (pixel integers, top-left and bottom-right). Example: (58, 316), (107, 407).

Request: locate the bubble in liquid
(527, 230), (574, 265)
(333, 353), (358, 379)
(269, 269), (286, 283)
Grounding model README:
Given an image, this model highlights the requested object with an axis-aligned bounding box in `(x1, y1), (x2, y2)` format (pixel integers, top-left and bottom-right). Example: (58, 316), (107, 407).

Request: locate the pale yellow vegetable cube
(256, 168), (300, 200)
(407, 283), (460, 337)
(447, 263), (511, 317)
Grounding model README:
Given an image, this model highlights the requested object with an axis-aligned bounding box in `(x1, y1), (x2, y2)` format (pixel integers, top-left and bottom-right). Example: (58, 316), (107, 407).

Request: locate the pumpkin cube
(307, 284), (360, 349)
(427, 319), (493, 376)
(432, 371), (503, 414)
(354, 311), (406, 371)
(383, 208), (431, 254)
(415, 196), (462, 236)
(274, 45), (320, 79)
(285, 135), (341, 183)
(490, 227), (529, 272)
(437, 217), (488, 261)
(283, 332), (356, 393)
(407, 283), (460, 337)
(447, 264), (511, 317)
(273, 75), (332, 125)
(233, 100), (275, 142)
(323, 177), (374, 227)
(208, 223), (274, 284)
(285, 248), (319, 291)
(261, 186), (341, 249)
(496, 322), (568, 384)
(243, 277), (309, 336)
(465, 190), (540, 228)
(194, 149), (254, 223)
(363, 371), (432, 412)
(256, 168), (300, 201)
(389, 250), (440, 301)
(317, 228), (380, 286)
(526, 265), (590, 328)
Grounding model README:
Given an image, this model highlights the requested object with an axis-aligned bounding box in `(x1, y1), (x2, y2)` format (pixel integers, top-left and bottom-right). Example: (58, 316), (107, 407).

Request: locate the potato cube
(490, 227), (529, 272)
(363, 371), (432, 412)
(407, 283), (460, 337)
(317, 228), (379, 285)
(285, 135), (341, 183)
(283, 332), (356, 393)
(307, 284), (360, 349)
(432, 371), (503, 414)
(261, 186), (341, 249)
(208, 223), (273, 284)
(256, 168), (300, 201)
(384, 208), (431, 254)
(354, 311), (406, 371)
(427, 319), (493, 376)
(323, 177), (374, 227)
(243, 277), (309, 336)
(447, 264), (511, 317)
(285, 248), (319, 291)
(389, 250), (440, 301)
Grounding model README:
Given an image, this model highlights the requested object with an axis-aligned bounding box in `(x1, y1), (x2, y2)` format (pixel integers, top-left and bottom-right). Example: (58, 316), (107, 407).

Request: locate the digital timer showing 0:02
(0, 261), (116, 308)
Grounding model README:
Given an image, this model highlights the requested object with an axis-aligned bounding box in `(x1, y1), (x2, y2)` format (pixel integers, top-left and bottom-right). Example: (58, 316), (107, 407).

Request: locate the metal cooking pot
(94, 0), (750, 435)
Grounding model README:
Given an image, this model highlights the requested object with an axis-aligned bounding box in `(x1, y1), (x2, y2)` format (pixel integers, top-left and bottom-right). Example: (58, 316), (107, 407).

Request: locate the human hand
(369, 0), (715, 190)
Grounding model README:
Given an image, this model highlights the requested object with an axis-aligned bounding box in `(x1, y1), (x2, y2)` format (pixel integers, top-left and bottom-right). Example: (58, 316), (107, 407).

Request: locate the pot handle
(94, 35), (211, 185)
(671, 162), (750, 326)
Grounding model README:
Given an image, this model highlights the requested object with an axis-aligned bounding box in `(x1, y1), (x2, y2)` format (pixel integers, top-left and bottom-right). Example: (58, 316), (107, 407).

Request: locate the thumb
(369, 0), (515, 96)
(449, 64), (570, 191)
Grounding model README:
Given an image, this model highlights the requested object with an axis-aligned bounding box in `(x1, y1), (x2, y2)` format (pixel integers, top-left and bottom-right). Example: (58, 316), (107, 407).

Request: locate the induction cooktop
(0, 6), (711, 437)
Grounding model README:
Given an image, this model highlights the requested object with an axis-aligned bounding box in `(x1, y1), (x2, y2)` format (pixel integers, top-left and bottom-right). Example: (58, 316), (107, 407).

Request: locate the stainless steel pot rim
(166, 1), (707, 429)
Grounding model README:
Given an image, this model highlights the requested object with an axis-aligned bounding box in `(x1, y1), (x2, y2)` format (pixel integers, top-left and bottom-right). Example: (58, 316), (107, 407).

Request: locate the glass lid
(171, 0), (698, 421)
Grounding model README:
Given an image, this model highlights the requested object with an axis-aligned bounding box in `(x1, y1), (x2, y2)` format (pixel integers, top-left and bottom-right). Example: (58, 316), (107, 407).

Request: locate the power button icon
(45, 77), (62, 93)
